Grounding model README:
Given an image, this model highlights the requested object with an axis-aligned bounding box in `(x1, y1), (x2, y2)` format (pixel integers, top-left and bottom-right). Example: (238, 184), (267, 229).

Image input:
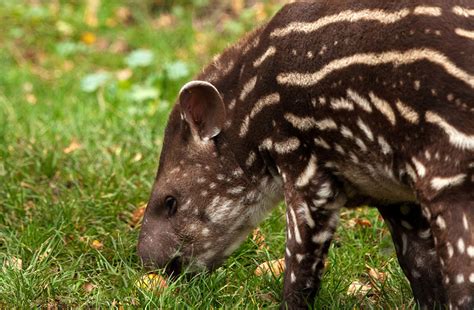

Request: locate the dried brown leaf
(3, 256), (22, 271)
(63, 140), (81, 154)
(83, 282), (96, 293)
(91, 239), (103, 250)
(347, 281), (372, 297)
(367, 265), (387, 284)
(355, 218), (372, 228)
(129, 203), (146, 228)
(255, 258), (285, 276)
(252, 228), (269, 250)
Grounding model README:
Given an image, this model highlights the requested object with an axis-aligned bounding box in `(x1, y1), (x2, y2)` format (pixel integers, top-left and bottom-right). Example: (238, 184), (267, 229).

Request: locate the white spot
(197, 177), (206, 184)
(469, 273), (474, 283)
(312, 230), (332, 244)
(463, 213), (469, 230)
(334, 143), (345, 155)
(295, 155), (318, 188)
(436, 216), (446, 229)
(274, 137), (300, 154)
(395, 100), (419, 124)
(414, 80), (421, 90)
(357, 118), (374, 141)
(457, 238), (465, 254)
(467, 246), (474, 258)
(426, 111), (474, 150)
(239, 116), (251, 137)
(347, 89), (372, 112)
(246, 151), (256, 167)
(411, 157), (426, 177)
(286, 247), (291, 257)
(253, 46), (276, 67)
(296, 254), (305, 263)
(377, 136), (392, 154)
(202, 228), (210, 236)
(456, 274), (465, 284)
(431, 174), (467, 191)
(228, 99), (236, 110)
(447, 242), (454, 258)
(418, 229), (431, 239)
(291, 272), (296, 283)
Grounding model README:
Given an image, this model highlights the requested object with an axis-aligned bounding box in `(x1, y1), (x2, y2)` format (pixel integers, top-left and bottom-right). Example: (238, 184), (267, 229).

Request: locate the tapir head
(137, 81), (282, 274)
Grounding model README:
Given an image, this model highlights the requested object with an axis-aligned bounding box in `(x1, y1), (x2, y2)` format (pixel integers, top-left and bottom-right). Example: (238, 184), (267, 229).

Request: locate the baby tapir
(138, 0), (474, 308)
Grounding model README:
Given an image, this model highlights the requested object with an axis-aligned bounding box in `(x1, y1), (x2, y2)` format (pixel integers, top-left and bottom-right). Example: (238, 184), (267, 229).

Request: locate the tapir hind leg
(377, 202), (447, 309)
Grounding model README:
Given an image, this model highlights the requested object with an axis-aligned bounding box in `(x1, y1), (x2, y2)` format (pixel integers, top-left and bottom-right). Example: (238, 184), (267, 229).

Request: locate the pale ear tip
(179, 80), (220, 97)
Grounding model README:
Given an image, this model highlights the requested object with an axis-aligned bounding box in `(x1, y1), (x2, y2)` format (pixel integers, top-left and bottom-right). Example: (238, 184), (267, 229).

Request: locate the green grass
(0, 1), (413, 308)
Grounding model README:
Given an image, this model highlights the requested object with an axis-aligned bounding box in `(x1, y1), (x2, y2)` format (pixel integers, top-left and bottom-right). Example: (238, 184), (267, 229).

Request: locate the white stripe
(330, 98), (354, 110)
(277, 49), (474, 90)
(455, 28), (474, 40)
(295, 155), (317, 188)
(289, 207), (302, 244)
(314, 137), (331, 149)
(347, 89), (372, 112)
(395, 100), (419, 124)
(426, 111), (474, 150)
(249, 93), (280, 118)
(377, 136), (392, 154)
(284, 113), (317, 131)
(274, 137), (300, 154)
(411, 157), (426, 177)
(315, 118), (338, 130)
(299, 202), (315, 228)
(431, 174), (467, 191)
(253, 46), (276, 67)
(357, 118), (374, 141)
(239, 76), (257, 101)
(452, 6), (474, 17)
(369, 92), (396, 126)
(271, 8), (411, 37)
(413, 6), (442, 16)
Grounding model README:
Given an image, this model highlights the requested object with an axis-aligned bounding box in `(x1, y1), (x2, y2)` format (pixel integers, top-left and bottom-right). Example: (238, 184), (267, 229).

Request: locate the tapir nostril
(164, 256), (182, 277)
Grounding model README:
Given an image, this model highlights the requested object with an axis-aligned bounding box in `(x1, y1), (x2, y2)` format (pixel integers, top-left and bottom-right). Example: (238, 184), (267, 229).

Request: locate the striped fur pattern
(138, 1), (474, 308)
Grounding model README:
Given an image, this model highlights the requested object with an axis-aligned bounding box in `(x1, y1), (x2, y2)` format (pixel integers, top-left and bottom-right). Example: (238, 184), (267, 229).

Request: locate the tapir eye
(165, 196), (177, 216)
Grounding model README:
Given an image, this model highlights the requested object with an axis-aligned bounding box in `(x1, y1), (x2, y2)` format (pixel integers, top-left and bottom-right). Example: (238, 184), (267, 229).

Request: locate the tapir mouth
(164, 256), (182, 277)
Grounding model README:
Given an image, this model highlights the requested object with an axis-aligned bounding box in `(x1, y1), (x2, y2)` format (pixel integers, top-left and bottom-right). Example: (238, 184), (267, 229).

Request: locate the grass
(0, 1), (413, 308)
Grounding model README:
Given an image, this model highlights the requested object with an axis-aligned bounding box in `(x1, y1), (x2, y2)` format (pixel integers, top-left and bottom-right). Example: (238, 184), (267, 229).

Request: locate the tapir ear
(178, 80), (226, 141)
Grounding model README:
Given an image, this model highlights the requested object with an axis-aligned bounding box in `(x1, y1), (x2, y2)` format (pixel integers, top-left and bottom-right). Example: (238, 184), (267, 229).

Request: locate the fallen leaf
(81, 32), (97, 45)
(20, 181), (34, 189)
(355, 218), (372, 228)
(63, 140), (81, 154)
(135, 273), (168, 294)
(83, 282), (96, 293)
(91, 239), (103, 250)
(3, 256), (22, 271)
(347, 281), (372, 297)
(133, 153), (143, 162)
(129, 203), (146, 228)
(252, 228), (269, 250)
(367, 265), (387, 284)
(255, 258), (285, 276)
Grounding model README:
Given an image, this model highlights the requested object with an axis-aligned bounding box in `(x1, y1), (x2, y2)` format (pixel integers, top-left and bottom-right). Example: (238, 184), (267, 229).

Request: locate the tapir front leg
(280, 157), (345, 309)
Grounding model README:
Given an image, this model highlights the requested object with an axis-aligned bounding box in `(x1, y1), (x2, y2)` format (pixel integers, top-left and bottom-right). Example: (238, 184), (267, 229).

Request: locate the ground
(0, 1), (412, 308)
